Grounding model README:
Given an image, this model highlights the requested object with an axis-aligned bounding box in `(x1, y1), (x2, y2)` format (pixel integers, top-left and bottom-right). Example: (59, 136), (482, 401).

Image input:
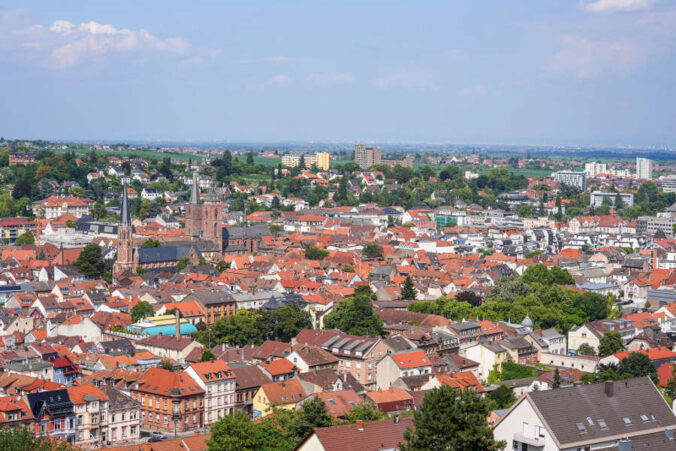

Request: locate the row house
(293, 329), (390, 388)
(31, 196), (94, 219)
(186, 360), (236, 425)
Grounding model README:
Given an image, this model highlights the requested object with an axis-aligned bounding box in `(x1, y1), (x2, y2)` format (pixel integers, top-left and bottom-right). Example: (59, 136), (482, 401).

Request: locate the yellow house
(460, 342), (511, 382)
(253, 379), (307, 419)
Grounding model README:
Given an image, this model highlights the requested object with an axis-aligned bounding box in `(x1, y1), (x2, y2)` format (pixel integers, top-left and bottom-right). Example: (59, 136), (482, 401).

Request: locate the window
(640, 414), (649, 422)
(535, 425), (545, 438)
(576, 423), (586, 433)
(623, 417), (632, 425)
(522, 422), (528, 435)
(597, 419), (607, 430)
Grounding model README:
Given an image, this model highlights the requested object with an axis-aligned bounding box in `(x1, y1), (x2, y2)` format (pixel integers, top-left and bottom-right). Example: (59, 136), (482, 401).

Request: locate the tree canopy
(598, 331), (624, 356)
(130, 300), (154, 322)
(400, 386), (505, 451)
(323, 287), (382, 337)
(73, 243), (105, 279)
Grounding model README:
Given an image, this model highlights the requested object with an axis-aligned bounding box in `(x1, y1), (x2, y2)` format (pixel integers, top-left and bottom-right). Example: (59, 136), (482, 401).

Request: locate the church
(113, 172), (271, 275)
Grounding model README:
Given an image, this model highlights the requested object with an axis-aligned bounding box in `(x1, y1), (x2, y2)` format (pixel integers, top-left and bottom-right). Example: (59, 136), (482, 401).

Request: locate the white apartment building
(636, 157), (653, 180)
(186, 360), (236, 425)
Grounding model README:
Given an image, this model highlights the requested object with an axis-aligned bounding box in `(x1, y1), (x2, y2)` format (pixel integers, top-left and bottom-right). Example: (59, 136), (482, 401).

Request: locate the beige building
(134, 335), (202, 362)
(186, 360), (236, 425)
(281, 152), (330, 170)
(68, 385), (110, 448)
(354, 144), (381, 170)
(100, 385), (141, 446)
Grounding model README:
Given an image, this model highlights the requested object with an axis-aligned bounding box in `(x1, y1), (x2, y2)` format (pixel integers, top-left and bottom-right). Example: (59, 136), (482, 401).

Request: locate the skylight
(576, 423), (586, 433)
(597, 419), (607, 430)
(640, 414), (649, 422)
(328, 399), (336, 405)
(623, 417), (632, 424)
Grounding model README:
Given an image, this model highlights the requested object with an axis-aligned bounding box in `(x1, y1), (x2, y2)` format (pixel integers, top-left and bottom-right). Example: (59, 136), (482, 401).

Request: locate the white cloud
(307, 72), (354, 86)
(253, 74), (291, 90)
(0, 10), (189, 68)
(581, 0), (657, 14)
(50, 20), (74, 35)
(374, 71), (438, 91)
(546, 36), (646, 78)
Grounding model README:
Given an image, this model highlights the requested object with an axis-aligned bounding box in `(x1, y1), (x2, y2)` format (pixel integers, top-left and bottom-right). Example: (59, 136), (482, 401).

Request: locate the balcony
(513, 432), (545, 448)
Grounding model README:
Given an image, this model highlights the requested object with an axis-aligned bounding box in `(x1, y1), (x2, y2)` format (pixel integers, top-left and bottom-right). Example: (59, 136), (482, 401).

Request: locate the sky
(0, 0), (674, 147)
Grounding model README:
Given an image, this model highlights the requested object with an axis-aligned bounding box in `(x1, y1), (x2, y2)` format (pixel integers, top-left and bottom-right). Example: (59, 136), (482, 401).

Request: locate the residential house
(99, 385), (141, 446)
(376, 350), (432, 389)
(253, 379), (307, 419)
(25, 389), (76, 444)
(297, 417), (414, 451)
(493, 377), (676, 451)
(67, 384), (109, 447)
(134, 334), (202, 362)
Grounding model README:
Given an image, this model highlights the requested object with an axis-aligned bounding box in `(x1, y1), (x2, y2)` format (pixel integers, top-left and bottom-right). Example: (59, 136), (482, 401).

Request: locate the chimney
(175, 309), (180, 339)
(356, 420), (364, 431)
(617, 439), (632, 451)
(604, 381), (614, 398)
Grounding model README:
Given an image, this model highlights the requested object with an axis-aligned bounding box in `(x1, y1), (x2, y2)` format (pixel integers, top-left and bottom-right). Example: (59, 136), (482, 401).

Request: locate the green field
(55, 146), (203, 162)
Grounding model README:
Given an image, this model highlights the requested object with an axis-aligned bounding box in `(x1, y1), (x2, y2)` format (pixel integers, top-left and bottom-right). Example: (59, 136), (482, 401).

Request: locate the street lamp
(172, 402), (180, 440)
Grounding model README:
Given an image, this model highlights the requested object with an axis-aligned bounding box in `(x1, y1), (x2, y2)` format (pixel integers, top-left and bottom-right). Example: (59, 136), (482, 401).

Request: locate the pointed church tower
(114, 182), (135, 274)
(186, 171), (203, 238)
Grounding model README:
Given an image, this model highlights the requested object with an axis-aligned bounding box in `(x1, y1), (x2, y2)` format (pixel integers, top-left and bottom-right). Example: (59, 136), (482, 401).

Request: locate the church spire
(120, 181), (131, 226)
(191, 171), (200, 204)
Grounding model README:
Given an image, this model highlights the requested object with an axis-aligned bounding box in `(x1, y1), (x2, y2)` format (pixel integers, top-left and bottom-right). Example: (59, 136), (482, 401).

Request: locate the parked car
(151, 432), (167, 440)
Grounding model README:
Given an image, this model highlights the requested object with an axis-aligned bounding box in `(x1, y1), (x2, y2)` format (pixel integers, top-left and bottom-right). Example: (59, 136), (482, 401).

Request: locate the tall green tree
(141, 238), (161, 248)
(598, 331), (624, 356)
(401, 276), (418, 300)
(0, 426), (71, 451)
(73, 243), (105, 279)
(400, 386), (505, 451)
(208, 412), (262, 451)
(362, 242), (384, 259)
(323, 291), (382, 337)
(131, 300), (154, 322)
(15, 233), (35, 245)
(486, 385), (516, 409)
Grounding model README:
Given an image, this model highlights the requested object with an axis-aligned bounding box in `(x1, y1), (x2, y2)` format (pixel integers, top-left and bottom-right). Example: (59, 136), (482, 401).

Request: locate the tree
(344, 403), (384, 422)
(599, 331), (624, 356)
(400, 386), (505, 451)
(304, 243), (329, 260)
(618, 353), (657, 382)
(552, 368), (561, 389)
(131, 300), (154, 322)
(362, 242), (384, 259)
(73, 243), (105, 279)
(577, 292), (610, 321)
(135, 266), (145, 277)
(518, 204), (532, 218)
(12, 179), (32, 200)
(246, 151), (255, 165)
(141, 238), (161, 248)
(486, 385), (516, 409)
(455, 290), (483, 307)
(176, 257), (190, 272)
(520, 263), (553, 286)
(0, 425), (72, 451)
(550, 266), (575, 285)
(216, 260), (231, 272)
(577, 343), (597, 356)
(323, 291), (382, 337)
(159, 359), (174, 371)
(401, 276), (417, 300)
(200, 350), (216, 361)
(269, 224), (283, 236)
(258, 305), (313, 342)
(289, 399), (333, 442)
(298, 155), (306, 169)
(15, 232), (34, 245)
(208, 412), (261, 451)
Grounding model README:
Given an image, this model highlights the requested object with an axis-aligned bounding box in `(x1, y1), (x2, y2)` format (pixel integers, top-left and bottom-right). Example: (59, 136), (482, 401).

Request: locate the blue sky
(0, 0), (674, 146)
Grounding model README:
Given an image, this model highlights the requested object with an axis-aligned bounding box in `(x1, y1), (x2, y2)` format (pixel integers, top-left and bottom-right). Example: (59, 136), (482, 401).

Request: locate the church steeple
(120, 181), (131, 226)
(190, 172), (200, 204)
(114, 181), (135, 275)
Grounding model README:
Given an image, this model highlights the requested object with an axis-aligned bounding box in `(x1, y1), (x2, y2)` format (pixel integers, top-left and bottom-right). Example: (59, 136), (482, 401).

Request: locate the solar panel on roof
(321, 336), (340, 349)
(343, 340), (363, 352)
(355, 341), (372, 353)
(333, 338), (351, 350)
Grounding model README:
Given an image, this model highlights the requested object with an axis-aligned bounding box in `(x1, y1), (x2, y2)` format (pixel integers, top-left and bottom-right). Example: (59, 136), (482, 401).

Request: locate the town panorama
(1, 0), (675, 450)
